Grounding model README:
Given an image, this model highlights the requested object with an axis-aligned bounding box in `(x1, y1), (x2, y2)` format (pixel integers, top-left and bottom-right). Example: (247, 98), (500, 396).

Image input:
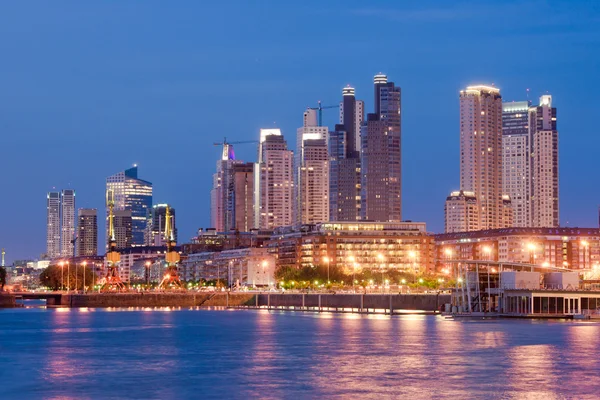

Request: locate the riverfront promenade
(1, 292), (450, 314)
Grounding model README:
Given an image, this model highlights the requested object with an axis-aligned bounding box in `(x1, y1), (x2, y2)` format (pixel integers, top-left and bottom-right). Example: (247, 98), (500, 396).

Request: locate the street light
(82, 261), (87, 293)
(66, 261), (70, 292)
(582, 240), (589, 269)
(408, 251), (417, 283)
(348, 256), (357, 292)
(377, 253), (385, 292)
(323, 256), (330, 283)
(527, 243), (536, 265)
(59, 261), (64, 291)
(145, 261), (151, 288)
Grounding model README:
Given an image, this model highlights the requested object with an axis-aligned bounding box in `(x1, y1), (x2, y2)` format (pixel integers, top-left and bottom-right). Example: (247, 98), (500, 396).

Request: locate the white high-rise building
(255, 129), (294, 229)
(502, 100), (532, 227)
(210, 144), (242, 232)
(295, 110), (329, 224)
(445, 190), (480, 233)
(46, 192), (61, 259)
(459, 85), (503, 230)
(60, 189), (76, 257)
(531, 95), (559, 227)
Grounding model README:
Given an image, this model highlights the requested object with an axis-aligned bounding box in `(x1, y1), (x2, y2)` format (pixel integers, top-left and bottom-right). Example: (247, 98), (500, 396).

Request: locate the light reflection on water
(1, 308), (599, 399)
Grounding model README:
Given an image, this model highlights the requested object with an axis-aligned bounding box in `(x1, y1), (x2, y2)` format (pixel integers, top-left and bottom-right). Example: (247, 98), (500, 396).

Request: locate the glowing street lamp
(82, 261), (87, 293)
(348, 256), (357, 291)
(323, 256), (330, 283)
(526, 243), (536, 265)
(582, 240), (589, 269)
(377, 253), (385, 291)
(59, 261), (64, 291)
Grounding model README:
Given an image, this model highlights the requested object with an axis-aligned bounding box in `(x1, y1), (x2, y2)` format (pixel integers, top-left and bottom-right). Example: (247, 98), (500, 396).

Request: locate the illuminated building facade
(145, 204), (177, 246)
(60, 189), (76, 257)
(113, 210), (132, 249)
(295, 109), (329, 224)
(361, 74), (402, 222)
(460, 85), (503, 230)
(330, 86), (364, 221)
(255, 130), (294, 229)
(267, 221), (434, 274)
(76, 208), (97, 257)
(445, 190), (480, 233)
(46, 191), (61, 259)
(435, 227), (600, 270)
(106, 166), (152, 247)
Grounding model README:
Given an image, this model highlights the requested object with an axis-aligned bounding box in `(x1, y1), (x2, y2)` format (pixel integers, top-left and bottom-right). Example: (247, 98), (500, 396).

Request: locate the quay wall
(45, 292), (450, 312)
(0, 294), (16, 307)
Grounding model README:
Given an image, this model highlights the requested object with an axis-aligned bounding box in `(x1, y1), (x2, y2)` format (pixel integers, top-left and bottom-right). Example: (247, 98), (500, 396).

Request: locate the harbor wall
(0, 294), (16, 307)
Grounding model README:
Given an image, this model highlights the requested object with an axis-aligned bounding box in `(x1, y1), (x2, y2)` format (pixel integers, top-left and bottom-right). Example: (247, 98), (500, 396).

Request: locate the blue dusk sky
(1, 1), (599, 264)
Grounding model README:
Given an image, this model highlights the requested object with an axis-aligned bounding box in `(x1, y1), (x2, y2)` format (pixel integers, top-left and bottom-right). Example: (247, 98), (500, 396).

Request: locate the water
(1, 306), (599, 399)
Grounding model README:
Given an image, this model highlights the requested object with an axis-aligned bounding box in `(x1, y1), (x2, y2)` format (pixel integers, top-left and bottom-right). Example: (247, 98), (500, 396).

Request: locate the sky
(1, 1), (599, 264)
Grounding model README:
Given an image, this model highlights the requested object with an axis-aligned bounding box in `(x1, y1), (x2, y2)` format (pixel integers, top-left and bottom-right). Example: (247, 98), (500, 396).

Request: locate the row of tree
(39, 265), (97, 291)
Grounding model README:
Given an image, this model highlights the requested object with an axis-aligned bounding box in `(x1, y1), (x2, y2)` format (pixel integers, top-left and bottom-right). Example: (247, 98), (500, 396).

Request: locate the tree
(39, 264), (97, 290)
(0, 266), (6, 291)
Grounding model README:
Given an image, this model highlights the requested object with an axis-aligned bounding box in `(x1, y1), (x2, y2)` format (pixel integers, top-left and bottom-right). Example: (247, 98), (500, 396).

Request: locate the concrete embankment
(56, 292), (450, 313)
(0, 294), (16, 307)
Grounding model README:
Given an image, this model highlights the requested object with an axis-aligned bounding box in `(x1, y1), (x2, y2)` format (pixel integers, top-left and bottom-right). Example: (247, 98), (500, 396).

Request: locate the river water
(1, 306), (598, 399)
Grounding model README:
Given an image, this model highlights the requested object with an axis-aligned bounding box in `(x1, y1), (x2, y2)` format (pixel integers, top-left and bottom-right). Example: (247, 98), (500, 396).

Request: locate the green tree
(39, 264), (97, 291)
(0, 266), (6, 291)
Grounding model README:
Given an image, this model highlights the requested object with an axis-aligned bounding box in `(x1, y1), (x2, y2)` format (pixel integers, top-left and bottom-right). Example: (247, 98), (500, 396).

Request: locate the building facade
(361, 74), (402, 222)
(256, 130), (294, 230)
(113, 210), (133, 249)
(60, 189), (76, 257)
(106, 166), (152, 247)
(267, 221), (435, 274)
(231, 162), (255, 232)
(46, 191), (61, 259)
(295, 109), (329, 224)
(530, 95), (559, 227)
(76, 208), (98, 257)
(145, 204), (177, 246)
(445, 190), (480, 233)
(435, 227), (599, 271)
(329, 86), (364, 222)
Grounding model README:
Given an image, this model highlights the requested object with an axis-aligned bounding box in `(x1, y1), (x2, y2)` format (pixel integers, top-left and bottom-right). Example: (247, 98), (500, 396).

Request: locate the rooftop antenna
(526, 88), (530, 100)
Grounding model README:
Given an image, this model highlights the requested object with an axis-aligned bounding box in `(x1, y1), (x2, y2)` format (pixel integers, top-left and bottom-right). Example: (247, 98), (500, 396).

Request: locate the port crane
(101, 189), (125, 291)
(158, 205), (184, 289)
(307, 101), (338, 126)
(213, 137), (259, 160)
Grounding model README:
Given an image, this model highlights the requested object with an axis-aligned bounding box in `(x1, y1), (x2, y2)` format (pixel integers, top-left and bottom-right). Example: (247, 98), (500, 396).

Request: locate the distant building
(46, 192), (61, 259)
(255, 130), (294, 230)
(445, 190), (480, 233)
(361, 74), (402, 222)
(329, 86), (364, 222)
(145, 204), (177, 246)
(501, 194), (514, 228)
(295, 109), (329, 224)
(77, 208), (98, 257)
(113, 210), (133, 249)
(106, 166), (152, 247)
(60, 189), (76, 257)
(231, 163), (255, 232)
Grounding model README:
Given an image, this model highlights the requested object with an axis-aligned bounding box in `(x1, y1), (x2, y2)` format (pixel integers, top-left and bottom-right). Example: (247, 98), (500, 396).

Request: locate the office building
(210, 143), (241, 232)
(145, 204), (177, 246)
(113, 209), (133, 249)
(231, 163), (255, 232)
(502, 100), (532, 227)
(459, 85), (503, 230)
(60, 189), (76, 257)
(330, 86), (364, 221)
(530, 95), (559, 227)
(46, 192), (61, 259)
(295, 109), (329, 224)
(106, 166), (152, 247)
(76, 208), (98, 257)
(445, 190), (480, 233)
(361, 74), (402, 222)
(255, 130), (294, 230)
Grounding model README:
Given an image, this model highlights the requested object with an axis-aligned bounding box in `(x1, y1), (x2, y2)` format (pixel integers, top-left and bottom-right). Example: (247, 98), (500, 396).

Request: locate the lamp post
(66, 261), (70, 292)
(527, 243), (536, 267)
(145, 261), (151, 288)
(82, 261), (87, 293)
(323, 256), (330, 283)
(59, 261), (64, 291)
(75, 262), (78, 292)
(348, 256), (356, 292)
(377, 253), (385, 293)
(408, 250), (417, 284)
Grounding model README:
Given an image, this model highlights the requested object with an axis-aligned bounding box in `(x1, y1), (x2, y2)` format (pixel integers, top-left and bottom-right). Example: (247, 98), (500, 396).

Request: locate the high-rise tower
(145, 204), (177, 246)
(360, 74), (402, 222)
(459, 85), (503, 230)
(106, 166), (152, 247)
(531, 95), (559, 227)
(46, 191), (61, 259)
(60, 189), (76, 257)
(295, 109), (329, 224)
(77, 208), (98, 257)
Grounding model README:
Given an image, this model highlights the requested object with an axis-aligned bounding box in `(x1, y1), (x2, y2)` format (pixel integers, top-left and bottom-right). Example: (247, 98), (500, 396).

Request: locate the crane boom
(307, 100), (339, 126)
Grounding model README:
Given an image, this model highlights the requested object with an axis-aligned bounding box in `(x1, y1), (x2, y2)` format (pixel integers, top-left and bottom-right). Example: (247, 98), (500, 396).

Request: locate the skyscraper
(295, 109), (329, 224)
(255, 129), (294, 229)
(502, 100), (532, 227)
(106, 166), (152, 247)
(113, 210), (133, 249)
(77, 208), (98, 257)
(360, 74), (402, 222)
(60, 189), (76, 257)
(530, 95), (559, 227)
(46, 192), (61, 259)
(459, 85), (503, 230)
(329, 86), (364, 221)
(211, 143), (238, 231)
(145, 204), (177, 246)
(231, 162), (255, 232)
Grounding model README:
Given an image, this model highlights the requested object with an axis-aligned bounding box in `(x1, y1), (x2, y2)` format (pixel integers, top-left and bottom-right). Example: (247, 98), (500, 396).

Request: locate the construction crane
(159, 205), (183, 289)
(307, 101), (339, 127)
(101, 189), (125, 291)
(213, 137), (259, 161)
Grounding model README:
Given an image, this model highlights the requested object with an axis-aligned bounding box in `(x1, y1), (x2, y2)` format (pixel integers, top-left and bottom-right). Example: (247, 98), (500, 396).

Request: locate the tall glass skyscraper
(106, 166), (152, 247)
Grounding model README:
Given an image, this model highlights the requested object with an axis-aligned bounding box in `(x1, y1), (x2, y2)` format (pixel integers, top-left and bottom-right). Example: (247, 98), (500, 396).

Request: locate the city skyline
(2, 2), (600, 263)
